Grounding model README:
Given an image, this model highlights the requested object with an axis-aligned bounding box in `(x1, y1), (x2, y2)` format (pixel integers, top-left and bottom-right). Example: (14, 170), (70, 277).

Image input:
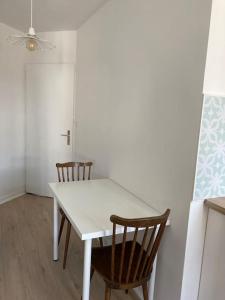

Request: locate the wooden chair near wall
(91, 209), (170, 300)
(56, 161), (103, 269)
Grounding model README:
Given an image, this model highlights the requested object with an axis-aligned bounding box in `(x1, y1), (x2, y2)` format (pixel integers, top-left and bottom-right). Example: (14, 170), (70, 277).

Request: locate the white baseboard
(0, 192), (26, 205)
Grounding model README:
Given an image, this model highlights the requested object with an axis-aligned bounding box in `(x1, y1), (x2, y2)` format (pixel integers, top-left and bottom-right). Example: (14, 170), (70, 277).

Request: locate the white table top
(49, 179), (163, 240)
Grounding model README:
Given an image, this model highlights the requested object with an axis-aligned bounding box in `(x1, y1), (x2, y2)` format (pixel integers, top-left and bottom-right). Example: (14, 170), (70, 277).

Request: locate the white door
(26, 64), (74, 197)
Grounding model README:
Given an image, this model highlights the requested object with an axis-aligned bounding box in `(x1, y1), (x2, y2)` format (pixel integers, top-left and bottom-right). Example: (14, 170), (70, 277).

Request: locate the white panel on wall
(194, 95), (225, 200)
(180, 200), (208, 300)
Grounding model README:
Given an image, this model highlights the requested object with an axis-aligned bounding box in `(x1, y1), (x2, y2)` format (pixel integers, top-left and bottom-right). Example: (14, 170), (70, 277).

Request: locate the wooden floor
(0, 194), (138, 300)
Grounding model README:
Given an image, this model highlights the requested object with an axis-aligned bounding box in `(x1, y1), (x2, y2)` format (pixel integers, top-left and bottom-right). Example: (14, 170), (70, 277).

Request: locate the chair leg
(58, 214), (66, 244)
(63, 221), (71, 269)
(99, 237), (104, 247)
(105, 284), (111, 300)
(142, 282), (148, 300)
(90, 267), (95, 281)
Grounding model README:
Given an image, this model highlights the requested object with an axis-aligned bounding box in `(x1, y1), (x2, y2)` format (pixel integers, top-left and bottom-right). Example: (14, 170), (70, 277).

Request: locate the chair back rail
(56, 161), (93, 182)
(110, 209), (170, 285)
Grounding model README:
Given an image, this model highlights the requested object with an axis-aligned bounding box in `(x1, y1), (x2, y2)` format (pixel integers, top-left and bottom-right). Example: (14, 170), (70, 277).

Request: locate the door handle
(61, 130), (70, 145)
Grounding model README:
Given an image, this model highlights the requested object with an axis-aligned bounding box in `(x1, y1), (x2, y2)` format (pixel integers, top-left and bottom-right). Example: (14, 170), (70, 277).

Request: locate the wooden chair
(91, 209), (170, 300)
(56, 161), (103, 269)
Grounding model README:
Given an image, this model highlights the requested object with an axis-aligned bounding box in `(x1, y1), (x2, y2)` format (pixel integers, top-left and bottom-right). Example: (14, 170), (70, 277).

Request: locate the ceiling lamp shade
(8, 0), (55, 51)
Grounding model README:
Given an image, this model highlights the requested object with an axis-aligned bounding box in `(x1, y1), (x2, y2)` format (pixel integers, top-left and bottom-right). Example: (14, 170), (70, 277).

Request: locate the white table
(49, 179), (167, 300)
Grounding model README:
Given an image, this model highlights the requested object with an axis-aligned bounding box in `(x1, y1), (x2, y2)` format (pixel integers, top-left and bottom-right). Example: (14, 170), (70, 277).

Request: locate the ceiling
(0, 0), (108, 32)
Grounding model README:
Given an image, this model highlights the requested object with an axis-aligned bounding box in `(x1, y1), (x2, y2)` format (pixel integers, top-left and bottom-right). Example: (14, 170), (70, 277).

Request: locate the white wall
(75, 1), (211, 299)
(203, 0), (225, 96)
(0, 23), (26, 203)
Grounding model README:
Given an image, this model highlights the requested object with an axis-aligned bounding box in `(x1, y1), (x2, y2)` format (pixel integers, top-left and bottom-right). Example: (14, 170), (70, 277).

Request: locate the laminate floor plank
(0, 194), (138, 300)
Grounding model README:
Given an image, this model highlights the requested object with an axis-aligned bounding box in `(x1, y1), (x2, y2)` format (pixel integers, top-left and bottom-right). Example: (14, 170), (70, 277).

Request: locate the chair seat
(92, 241), (150, 288)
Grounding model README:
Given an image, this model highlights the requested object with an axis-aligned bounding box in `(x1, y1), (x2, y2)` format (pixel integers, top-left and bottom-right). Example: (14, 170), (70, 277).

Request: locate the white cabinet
(199, 207), (225, 300)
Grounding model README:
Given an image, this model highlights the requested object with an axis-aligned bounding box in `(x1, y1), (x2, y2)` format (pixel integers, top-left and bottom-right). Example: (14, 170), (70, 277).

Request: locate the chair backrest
(56, 161), (93, 182)
(110, 209), (170, 285)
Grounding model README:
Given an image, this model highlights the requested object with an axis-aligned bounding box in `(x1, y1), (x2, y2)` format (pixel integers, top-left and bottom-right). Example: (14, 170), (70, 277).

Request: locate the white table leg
(53, 197), (59, 261)
(82, 239), (92, 300)
(148, 254), (158, 300)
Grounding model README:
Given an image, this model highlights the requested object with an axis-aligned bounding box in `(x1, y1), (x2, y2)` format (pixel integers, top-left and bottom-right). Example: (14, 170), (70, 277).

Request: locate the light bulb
(26, 38), (38, 51)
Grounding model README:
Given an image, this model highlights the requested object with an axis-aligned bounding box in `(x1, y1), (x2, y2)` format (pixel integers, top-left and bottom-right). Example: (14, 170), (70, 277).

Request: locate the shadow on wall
(75, 152), (110, 179)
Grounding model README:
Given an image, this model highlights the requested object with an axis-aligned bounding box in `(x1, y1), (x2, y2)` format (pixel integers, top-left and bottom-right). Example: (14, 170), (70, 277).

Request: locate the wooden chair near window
(91, 209), (170, 300)
(56, 161), (103, 269)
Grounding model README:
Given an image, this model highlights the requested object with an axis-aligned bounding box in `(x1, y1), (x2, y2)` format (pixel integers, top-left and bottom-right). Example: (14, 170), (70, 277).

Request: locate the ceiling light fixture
(8, 0), (55, 51)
